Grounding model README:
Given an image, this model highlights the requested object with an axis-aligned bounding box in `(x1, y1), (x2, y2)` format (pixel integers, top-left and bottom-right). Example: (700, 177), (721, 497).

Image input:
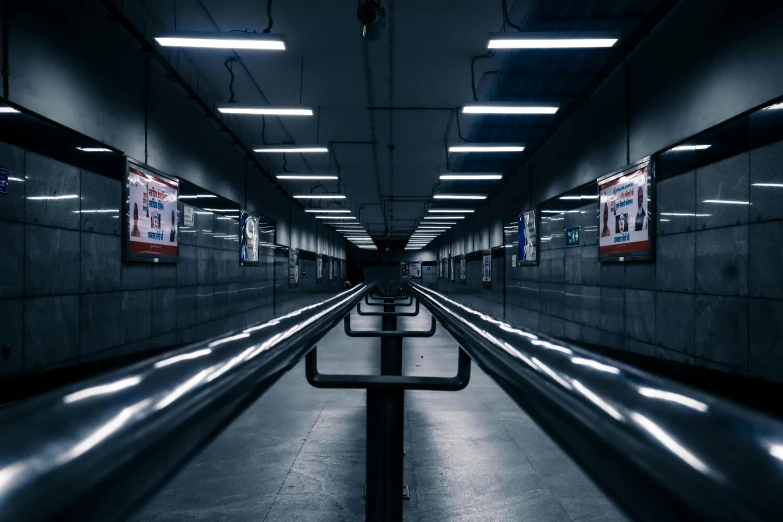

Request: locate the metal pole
(366, 302), (404, 521)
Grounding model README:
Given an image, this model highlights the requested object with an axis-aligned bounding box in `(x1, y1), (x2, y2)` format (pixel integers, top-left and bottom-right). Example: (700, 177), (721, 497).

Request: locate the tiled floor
(132, 303), (627, 521)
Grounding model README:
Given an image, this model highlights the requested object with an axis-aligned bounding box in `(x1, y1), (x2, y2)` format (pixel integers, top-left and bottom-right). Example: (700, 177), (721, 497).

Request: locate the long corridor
(133, 304), (625, 522)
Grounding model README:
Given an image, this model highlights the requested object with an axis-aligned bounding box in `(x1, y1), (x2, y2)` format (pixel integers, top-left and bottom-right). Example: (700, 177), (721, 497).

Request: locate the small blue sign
(566, 226), (580, 247)
(0, 167), (8, 195)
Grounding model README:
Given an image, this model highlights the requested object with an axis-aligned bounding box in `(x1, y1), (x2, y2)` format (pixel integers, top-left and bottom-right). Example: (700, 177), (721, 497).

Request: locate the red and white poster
(128, 165), (178, 256)
(598, 161), (650, 258)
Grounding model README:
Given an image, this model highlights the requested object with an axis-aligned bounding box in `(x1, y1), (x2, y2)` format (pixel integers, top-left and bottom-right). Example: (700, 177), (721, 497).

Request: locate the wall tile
(122, 289), (152, 344)
(581, 204), (599, 246)
(177, 244), (198, 287)
(624, 289), (655, 343)
(0, 299), (24, 377)
(626, 339), (694, 364)
(600, 330), (625, 351)
(25, 225), (80, 296)
(655, 292), (694, 354)
(656, 232), (695, 292)
(749, 141), (783, 222)
(624, 260), (656, 290)
(176, 286), (198, 330)
(152, 263), (177, 288)
(695, 225), (748, 296)
(749, 221), (783, 299)
(81, 232), (122, 293)
(565, 247), (582, 285)
(599, 260), (624, 287)
(550, 248), (565, 282)
(694, 295), (748, 369)
(25, 152), (80, 229)
(694, 357), (747, 376)
(696, 153), (750, 229)
(582, 286), (601, 328)
(151, 331), (178, 350)
(25, 295), (80, 370)
(657, 171), (696, 235)
(152, 287), (177, 335)
(564, 320), (580, 341)
(197, 246), (214, 285)
(0, 142), (25, 223)
(600, 287), (624, 334)
(539, 250), (551, 282)
(0, 221), (24, 298)
(550, 317), (565, 338)
(197, 285), (214, 324)
(549, 283), (564, 318)
(80, 292), (122, 355)
(80, 170), (121, 235)
(538, 313), (551, 335)
(581, 245), (600, 286)
(749, 298), (783, 383)
(122, 262), (152, 290)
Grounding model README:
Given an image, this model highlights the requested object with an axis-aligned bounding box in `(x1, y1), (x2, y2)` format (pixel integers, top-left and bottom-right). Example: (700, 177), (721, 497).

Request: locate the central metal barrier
(2, 280), (783, 521)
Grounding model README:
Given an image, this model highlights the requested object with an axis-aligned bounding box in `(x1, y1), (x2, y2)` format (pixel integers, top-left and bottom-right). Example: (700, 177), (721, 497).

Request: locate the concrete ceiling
(135, 0), (675, 240)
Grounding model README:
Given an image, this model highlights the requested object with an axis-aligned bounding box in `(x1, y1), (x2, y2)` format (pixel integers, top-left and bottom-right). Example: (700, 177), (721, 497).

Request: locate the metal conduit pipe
(0, 283), (376, 521)
(406, 281), (783, 522)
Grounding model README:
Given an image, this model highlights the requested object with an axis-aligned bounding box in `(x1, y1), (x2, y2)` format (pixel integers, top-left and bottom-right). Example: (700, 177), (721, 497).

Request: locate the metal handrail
(407, 282), (783, 522)
(0, 283), (376, 521)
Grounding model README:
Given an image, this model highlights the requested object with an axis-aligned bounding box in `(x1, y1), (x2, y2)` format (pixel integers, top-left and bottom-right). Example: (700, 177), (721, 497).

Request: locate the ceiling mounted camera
(357, 1), (385, 41)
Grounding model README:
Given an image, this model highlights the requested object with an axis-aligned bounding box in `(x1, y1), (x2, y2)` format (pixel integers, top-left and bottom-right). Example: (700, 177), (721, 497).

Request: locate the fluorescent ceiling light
(660, 213), (711, 217)
(305, 209), (350, 212)
(255, 147), (328, 153)
(203, 208), (238, 213)
(670, 145), (710, 151)
(27, 195), (78, 200)
(293, 195), (345, 199)
(488, 32), (618, 49)
(76, 147), (112, 152)
(419, 222), (456, 225)
(764, 103), (783, 110)
(463, 104), (558, 115)
(753, 183), (783, 187)
(155, 32), (285, 50)
(418, 226), (451, 229)
(703, 200), (750, 205)
(179, 195), (217, 199)
(433, 194), (487, 200)
(218, 107), (312, 116)
(0, 107), (20, 113)
(559, 195), (597, 200)
(428, 209), (474, 213)
(278, 174), (338, 180)
(439, 173), (503, 180)
(314, 216), (356, 219)
(424, 215), (465, 220)
(449, 145), (524, 153)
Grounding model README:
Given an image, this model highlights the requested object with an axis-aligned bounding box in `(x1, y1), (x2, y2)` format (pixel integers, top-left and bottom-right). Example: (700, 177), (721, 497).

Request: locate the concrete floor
(132, 305), (627, 522)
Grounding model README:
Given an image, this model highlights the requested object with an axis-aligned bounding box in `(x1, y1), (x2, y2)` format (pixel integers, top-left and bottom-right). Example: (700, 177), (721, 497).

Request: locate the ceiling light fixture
(278, 175), (338, 180)
(219, 107), (312, 116)
(670, 145), (711, 151)
(753, 183), (783, 187)
(449, 145), (524, 153)
(419, 222), (456, 225)
(314, 216), (356, 219)
(764, 103), (783, 110)
(418, 226), (451, 229)
(0, 107), (20, 113)
(487, 32), (619, 49)
(155, 32), (286, 50)
(462, 104), (558, 115)
(439, 173), (503, 180)
(702, 200), (750, 205)
(424, 216), (465, 220)
(255, 147), (328, 153)
(428, 209), (474, 213)
(293, 195), (345, 199)
(76, 147), (112, 152)
(179, 195), (217, 199)
(304, 209), (350, 213)
(433, 194), (487, 200)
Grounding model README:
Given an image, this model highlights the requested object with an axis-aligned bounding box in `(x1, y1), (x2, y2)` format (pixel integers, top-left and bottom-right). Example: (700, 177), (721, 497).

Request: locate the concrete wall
(432, 0), (783, 382)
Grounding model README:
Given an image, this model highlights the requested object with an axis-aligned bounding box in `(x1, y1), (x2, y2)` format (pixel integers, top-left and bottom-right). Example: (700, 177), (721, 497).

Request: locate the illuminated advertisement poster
(125, 160), (178, 262)
(518, 210), (538, 265)
(289, 248), (299, 288)
(240, 210), (260, 266)
(482, 250), (492, 287)
(449, 256), (455, 282)
(598, 157), (653, 261)
(460, 256), (467, 284)
(316, 256), (323, 283)
(400, 261), (422, 279)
